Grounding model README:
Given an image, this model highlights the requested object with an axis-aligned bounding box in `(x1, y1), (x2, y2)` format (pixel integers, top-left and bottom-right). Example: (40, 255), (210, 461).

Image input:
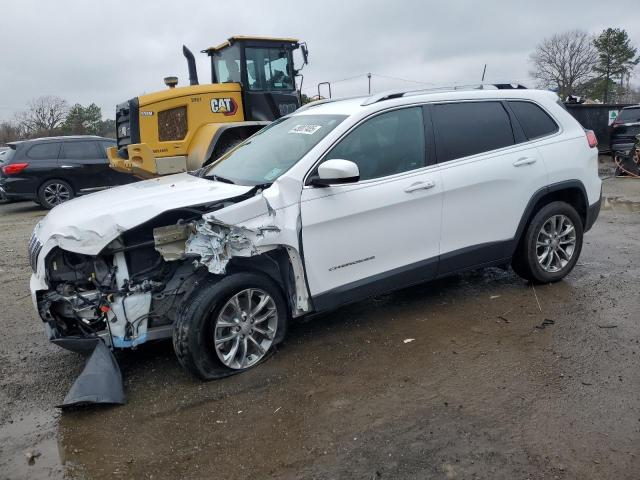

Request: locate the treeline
(530, 27), (640, 102)
(0, 96), (115, 145)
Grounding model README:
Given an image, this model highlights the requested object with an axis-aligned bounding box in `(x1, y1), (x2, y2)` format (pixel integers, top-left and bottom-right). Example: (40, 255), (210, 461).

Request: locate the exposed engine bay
(35, 204), (211, 350)
(33, 186), (309, 355)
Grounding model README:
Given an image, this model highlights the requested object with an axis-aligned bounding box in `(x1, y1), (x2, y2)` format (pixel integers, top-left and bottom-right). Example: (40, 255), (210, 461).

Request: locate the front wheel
(173, 272), (288, 380)
(512, 201), (583, 283)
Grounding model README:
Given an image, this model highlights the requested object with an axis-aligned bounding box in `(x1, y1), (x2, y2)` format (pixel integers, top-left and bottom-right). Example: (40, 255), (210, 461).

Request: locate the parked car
(0, 148), (12, 203)
(610, 105), (640, 153)
(30, 86), (601, 385)
(0, 136), (136, 209)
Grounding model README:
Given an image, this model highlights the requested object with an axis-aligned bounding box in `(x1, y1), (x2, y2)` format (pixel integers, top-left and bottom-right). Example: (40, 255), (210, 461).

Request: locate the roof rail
(296, 95), (364, 113)
(361, 83), (528, 106)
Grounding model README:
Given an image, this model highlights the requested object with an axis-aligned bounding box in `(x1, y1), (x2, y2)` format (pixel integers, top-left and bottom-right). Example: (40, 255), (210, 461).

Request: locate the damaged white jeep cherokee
(29, 85), (602, 398)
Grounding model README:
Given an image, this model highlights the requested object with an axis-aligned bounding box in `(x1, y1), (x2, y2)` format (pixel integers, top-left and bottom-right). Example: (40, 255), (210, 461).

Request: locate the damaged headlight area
(153, 221), (259, 275)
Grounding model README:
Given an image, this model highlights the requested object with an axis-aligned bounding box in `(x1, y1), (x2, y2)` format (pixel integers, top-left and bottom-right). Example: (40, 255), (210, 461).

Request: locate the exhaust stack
(182, 45), (199, 86)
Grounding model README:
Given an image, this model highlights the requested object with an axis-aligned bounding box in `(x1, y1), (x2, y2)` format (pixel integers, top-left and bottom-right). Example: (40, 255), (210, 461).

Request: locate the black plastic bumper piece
(585, 195), (602, 232)
(46, 324), (126, 407)
(58, 341), (126, 408)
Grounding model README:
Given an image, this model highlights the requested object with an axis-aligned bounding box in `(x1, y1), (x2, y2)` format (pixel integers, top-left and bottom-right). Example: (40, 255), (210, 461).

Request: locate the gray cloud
(0, 0), (638, 120)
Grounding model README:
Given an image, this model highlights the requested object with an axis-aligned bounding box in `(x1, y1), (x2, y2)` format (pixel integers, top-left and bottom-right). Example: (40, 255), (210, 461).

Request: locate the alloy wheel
(43, 183), (71, 206)
(213, 288), (278, 369)
(536, 214), (576, 273)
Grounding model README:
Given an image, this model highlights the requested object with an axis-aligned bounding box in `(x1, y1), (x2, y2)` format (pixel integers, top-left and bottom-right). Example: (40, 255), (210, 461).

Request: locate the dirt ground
(1, 170), (639, 480)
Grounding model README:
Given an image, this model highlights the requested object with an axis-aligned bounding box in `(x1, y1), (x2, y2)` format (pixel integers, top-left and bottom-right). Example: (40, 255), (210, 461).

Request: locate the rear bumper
(0, 177), (38, 200)
(585, 190), (602, 232)
(610, 141), (636, 154)
(0, 186), (35, 201)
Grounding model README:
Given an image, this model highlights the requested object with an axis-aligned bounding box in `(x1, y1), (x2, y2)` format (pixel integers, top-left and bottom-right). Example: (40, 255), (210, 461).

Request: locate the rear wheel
(173, 272), (288, 380)
(38, 179), (74, 209)
(512, 201), (583, 283)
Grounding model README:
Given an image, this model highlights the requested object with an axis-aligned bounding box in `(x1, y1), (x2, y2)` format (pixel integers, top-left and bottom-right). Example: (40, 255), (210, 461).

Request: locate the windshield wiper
(204, 174), (235, 184)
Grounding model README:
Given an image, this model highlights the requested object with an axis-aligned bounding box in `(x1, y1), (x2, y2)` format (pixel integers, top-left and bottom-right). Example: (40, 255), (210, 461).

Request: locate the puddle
(0, 409), (66, 479)
(601, 196), (640, 213)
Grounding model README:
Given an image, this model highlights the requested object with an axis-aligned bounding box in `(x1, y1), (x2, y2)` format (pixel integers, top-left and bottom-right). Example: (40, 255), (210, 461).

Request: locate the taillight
(586, 130), (598, 149)
(2, 162), (29, 175)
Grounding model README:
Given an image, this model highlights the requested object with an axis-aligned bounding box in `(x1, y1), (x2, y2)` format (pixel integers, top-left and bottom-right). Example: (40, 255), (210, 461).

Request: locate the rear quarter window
(26, 142), (61, 160)
(508, 101), (559, 140)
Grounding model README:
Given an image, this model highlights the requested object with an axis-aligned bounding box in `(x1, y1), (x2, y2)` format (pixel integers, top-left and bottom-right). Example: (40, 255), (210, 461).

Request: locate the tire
(37, 179), (74, 209)
(173, 272), (288, 380)
(512, 201), (583, 283)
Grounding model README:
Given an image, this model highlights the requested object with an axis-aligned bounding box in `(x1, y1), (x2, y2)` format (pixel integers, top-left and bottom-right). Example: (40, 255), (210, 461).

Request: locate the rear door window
(508, 101), (559, 140)
(26, 142), (61, 160)
(431, 101), (515, 163)
(62, 141), (99, 160)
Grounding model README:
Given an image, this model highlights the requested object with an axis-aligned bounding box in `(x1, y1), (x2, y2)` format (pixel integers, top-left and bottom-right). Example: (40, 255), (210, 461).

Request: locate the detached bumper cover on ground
(58, 340), (125, 407)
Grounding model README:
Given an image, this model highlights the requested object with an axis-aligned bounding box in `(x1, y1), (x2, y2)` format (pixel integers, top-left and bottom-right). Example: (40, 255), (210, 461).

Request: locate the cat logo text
(210, 98), (238, 116)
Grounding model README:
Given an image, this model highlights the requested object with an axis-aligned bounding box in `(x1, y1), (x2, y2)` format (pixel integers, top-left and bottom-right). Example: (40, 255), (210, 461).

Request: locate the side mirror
(301, 43), (309, 65)
(310, 159), (359, 187)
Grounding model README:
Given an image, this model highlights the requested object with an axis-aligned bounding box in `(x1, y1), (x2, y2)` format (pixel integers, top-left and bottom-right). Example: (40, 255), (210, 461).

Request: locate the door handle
(513, 157), (537, 167)
(404, 180), (435, 193)
(59, 165), (78, 169)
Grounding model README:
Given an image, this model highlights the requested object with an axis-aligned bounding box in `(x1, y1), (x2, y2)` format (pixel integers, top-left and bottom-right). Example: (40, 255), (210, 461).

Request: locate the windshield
(616, 107), (640, 123)
(204, 114), (347, 185)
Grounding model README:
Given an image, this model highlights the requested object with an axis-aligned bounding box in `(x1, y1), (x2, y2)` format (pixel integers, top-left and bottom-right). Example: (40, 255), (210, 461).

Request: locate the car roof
(8, 135), (114, 146)
(294, 86), (559, 117)
(621, 105), (640, 110)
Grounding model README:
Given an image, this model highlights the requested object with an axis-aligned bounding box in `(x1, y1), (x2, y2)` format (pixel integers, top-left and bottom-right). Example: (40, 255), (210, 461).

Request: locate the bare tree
(530, 30), (596, 99)
(0, 120), (23, 145)
(16, 95), (69, 137)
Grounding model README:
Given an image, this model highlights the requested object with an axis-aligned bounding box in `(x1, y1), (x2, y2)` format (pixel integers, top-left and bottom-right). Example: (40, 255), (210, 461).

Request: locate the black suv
(0, 136), (137, 209)
(610, 105), (640, 153)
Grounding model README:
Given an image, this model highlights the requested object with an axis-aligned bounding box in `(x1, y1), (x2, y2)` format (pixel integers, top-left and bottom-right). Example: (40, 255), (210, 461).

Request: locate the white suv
(30, 85), (602, 381)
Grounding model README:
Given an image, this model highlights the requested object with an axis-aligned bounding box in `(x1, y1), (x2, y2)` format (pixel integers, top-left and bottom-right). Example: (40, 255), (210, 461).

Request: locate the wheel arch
(512, 180), (588, 255)
(37, 177), (76, 196)
(204, 123), (268, 165)
(224, 247), (308, 318)
(185, 121), (269, 170)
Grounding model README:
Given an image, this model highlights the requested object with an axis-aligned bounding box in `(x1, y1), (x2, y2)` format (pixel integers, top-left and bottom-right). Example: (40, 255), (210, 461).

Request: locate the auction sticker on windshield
(288, 125), (322, 135)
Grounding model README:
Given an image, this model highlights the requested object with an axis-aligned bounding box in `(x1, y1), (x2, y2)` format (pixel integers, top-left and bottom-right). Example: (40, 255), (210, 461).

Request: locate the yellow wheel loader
(107, 36), (308, 178)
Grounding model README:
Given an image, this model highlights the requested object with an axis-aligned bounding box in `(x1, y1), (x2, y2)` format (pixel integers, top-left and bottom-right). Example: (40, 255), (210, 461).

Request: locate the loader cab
(205, 36), (306, 121)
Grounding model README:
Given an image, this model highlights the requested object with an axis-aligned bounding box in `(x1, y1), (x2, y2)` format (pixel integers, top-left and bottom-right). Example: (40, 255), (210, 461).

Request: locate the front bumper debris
(58, 340), (125, 408)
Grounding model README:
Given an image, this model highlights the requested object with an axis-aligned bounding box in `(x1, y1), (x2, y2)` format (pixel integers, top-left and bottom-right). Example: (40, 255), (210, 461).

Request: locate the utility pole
(367, 73), (372, 94)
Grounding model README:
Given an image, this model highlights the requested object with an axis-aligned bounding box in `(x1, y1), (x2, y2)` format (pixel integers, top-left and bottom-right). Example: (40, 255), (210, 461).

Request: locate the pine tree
(593, 28), (639, 103)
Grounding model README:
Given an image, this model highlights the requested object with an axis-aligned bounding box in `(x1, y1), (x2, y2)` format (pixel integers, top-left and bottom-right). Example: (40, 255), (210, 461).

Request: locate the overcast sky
(1, 0), (639, 121)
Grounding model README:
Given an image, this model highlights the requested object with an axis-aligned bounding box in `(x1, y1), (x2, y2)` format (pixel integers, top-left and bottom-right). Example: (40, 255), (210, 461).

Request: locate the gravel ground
(0, 173), (639, 480)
